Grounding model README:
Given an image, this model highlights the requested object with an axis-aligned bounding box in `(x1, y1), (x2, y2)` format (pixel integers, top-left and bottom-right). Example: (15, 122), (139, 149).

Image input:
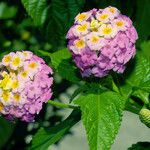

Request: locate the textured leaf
(57, 60), (80, 82)
(31, 110), (81, 150)
(126, 54), (150, 86)
(140, 81), (150, 93)
(50, 49), (80, 82)
(0, 117), (15, 149)
(21, 0), (47, 26)
(74, 91), (125, 150)
(128, 142), (150, 150)
(132, 89), (149, 104)
(135, 0), (150, 43)
(50, 48), (71, 69)
(120, 53), (150, 97)
(140, 41), (150, 61)
(46, 0), (85, 48)
(70, 84), (88, 102)
(22, 0), (85, 48)
(36, 50), (51, 57)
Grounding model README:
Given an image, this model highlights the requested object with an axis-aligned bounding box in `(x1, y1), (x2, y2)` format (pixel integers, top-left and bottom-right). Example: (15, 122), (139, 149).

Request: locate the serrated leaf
(140, 80), (150, 93)
(128, 142), (150, 150)
(132, 89), (149, 104)
(135, 0), (150, 43)
(126, 54), (150, 86)
(36, 50), (51, 57)
(31, 110), (81, 150)
(70, 84), (88, 102)
(140, 41), (150, 61)
(0, 117), (15, 149)
(50, 49), (71, 69)
(120, 53), (150, 97)
(74, 91), (125, 150)
(21, 0), (47, 26)
(50, 49), (80, 82)
(45, 0), (85, 48)
(57, 59), (80, 82)
(22, 0), (85, 48)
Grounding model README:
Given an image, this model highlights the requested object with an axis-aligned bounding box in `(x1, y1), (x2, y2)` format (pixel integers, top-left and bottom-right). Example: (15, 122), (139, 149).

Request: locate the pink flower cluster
(0, 51), (53, 122)
(67, 6), (138, 77)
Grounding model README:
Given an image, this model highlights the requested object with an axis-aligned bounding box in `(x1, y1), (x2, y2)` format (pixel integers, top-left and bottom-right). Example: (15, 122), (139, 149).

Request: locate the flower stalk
(48, 100), (79, 109)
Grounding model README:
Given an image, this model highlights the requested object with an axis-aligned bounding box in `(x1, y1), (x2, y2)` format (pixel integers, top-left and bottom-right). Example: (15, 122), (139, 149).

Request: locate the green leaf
(45, 0), (85, 48)
(120, 53), (150, 96)
(70, 82), (108, 102)
(57, 59), (80, 82)
(0, 117), (15, 149)
(70, 84), (88, 102)
(120, 41), (150, 95)
(50, 48), (71, 69)
(140, 81), (150, 93)
(126, 54), (150, 87)
(31, 110), (81, 150)
(74, 91), (125, 150)
(22, 0), (85, 48)
(135, 0), (150, 43)
(50, 49), (80, 82)
(0, 2), (17, 19)
(128, 142), (150, 150)
(140, 41), (150, 61)
(21, 0), (47, 26)
(36, 50), (51, 57)
(132, 89), (149, 104)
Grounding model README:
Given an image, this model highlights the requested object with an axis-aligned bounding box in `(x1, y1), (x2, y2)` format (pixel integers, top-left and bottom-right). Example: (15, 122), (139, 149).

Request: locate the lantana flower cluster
(0, 51), (53, 122)
(67, 6), (138, 77)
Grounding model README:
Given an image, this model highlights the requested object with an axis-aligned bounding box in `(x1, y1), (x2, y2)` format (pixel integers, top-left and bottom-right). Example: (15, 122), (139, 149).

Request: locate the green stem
(111, 74), (142, 115)
(48, 100), (79, 109)
(111, 73), (123, 95)
(125, 105), (140, 115)
(138, 92), (149, 105)
(129, 98), (141, 109)
(125, 98), (142, 115)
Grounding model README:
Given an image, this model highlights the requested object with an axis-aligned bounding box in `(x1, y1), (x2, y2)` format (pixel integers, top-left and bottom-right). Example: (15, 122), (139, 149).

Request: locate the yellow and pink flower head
(0, 51), (53, 122)
(67, 6), (138, 77)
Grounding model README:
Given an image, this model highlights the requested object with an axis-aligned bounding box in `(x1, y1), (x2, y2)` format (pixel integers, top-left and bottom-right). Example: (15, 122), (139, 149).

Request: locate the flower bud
(139, 108), (150, 128)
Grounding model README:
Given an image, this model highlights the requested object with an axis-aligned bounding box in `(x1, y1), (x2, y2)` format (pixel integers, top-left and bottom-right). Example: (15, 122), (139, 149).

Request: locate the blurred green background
(0, 0), (150, 149)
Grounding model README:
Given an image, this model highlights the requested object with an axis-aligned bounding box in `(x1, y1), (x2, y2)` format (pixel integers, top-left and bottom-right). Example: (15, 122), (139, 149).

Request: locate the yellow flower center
(116, 21), (123, 27)
(109, 8), (115, 13)
(23, 51), (29, 57)
(0, 75), (12, 90)
(3, 55), (11, 63)
(100, 14), (109, 20)
(28, 62), (38, 69)
(90, 20), (101, 31)
(13, 93), (21, 102)
(2, 91), (10, 101)
(75, 39), (85, 48)
(0, 102), (4, 111)
(77, 24), (88, 32)
(12, 57), (21, 67)
(77, 13), (87, 21)
(103, 27), (112, 35)
(12, 80), (19, 89)
(21, 71), (28, 78)
(91, 36), (100, 43)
